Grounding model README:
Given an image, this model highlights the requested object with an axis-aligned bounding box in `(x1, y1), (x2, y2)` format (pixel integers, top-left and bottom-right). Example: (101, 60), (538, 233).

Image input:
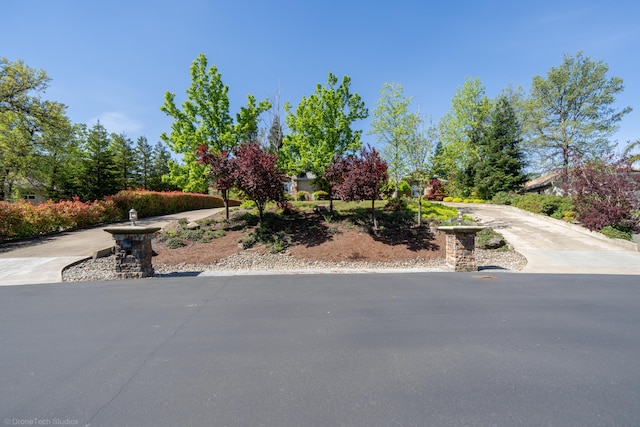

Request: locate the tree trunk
(222, 189), (229, 220)
(371, 198), (378, 230)
(417, 193), (423, 227)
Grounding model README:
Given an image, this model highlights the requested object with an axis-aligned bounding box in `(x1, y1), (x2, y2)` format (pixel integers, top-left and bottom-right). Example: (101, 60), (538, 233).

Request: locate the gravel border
(62, 249), (527, 282)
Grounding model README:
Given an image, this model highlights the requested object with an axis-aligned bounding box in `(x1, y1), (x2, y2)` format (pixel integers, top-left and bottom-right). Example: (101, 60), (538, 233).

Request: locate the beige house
(3, 179), (49, 205)
(286, 172), (323, 200)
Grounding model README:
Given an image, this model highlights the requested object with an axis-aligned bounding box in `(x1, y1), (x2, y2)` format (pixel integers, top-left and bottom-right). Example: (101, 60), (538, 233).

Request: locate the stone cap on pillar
(437, 226), (486, 234)
(104, 226), (161, 236)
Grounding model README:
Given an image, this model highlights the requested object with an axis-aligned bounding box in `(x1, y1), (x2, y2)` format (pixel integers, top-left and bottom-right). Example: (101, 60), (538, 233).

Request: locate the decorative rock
(483, 236), (506, 250)
(62, 248), (528, 282)
(186, 221), (200, 230)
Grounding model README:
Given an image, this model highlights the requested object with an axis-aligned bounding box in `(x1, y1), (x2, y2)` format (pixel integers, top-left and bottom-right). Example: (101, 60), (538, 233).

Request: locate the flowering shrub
(0, 190), (240, 242)
(0, 198), (120, 241)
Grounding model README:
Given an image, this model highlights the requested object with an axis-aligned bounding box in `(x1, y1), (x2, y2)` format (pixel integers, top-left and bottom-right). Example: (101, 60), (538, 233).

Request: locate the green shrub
(491, 191), (513, 205)
(384, 198), (408, 212)
(417, 201), (459, 221)
(296, 191), (309, 201)
(599, 225), (632, 241)
(240, 200), (256, 209)
(443, 196), (454, 202)
(165, 236), (186, 249)
(313, 190), (330, 200)
(452, 197), (463, 203)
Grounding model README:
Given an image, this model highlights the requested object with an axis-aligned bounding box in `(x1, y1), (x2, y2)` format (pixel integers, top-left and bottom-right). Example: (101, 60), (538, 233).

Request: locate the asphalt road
(2, 273), (639, 426)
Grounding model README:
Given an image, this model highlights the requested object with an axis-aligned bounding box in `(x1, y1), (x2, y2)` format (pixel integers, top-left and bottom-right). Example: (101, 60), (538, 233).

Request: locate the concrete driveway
(451, 203), (640, 275)
(0, 208), (223, 285)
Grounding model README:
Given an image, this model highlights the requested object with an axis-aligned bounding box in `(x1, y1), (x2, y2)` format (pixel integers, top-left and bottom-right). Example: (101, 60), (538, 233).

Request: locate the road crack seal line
(84, 280), (230, 426)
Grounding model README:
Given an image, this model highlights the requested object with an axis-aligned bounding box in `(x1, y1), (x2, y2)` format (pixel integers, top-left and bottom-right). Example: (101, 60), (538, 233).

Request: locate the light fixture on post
(129, 208), (138, 226)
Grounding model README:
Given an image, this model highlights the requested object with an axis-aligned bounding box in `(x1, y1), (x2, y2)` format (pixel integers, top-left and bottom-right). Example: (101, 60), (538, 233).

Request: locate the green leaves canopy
(160, 53), (269, 192)
(281, 73), (368, 177)
(525, 52), (631, 171)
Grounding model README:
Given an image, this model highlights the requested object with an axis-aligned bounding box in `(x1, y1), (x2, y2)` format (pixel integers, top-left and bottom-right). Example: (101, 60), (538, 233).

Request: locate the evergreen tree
(474, 97), (527, 199)
(525, 52), (631, 172)
(267, 115), (284, 153)
(78, 122), (118, 200)
(110, 132), (135, 191)
(133, 136), (154, 189)
(36, 121), (82, 201)
(148, 141), (174, 191)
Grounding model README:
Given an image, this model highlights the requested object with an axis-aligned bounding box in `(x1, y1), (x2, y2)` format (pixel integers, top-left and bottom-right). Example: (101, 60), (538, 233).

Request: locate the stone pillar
(104, 226), (161, 279)
(438, 226), (485, 272)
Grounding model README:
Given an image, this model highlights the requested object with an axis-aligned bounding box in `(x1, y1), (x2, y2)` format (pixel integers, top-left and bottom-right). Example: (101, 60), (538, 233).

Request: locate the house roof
(523, 170), (562, 191)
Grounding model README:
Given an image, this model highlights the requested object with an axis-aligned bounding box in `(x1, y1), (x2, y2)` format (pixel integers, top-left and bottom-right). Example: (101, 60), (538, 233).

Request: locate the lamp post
(129, 208), (138, 226)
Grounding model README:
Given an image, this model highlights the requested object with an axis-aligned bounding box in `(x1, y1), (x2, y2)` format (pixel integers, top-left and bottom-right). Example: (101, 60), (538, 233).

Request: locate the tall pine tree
(474, 97), (527, 200)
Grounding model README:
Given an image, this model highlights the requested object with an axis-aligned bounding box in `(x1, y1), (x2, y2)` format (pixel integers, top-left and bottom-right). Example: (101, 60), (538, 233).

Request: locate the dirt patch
(152, 210), (446, 266)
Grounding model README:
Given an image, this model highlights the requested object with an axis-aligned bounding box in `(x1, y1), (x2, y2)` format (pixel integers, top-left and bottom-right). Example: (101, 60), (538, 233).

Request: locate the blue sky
(3, 0), (639, 154)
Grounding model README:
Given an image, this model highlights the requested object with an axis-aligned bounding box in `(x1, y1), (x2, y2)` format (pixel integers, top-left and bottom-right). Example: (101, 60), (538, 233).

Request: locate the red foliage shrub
(232, 142), (286, 224)
(567, 156), (640, 231)
(0, 190), (238, 242)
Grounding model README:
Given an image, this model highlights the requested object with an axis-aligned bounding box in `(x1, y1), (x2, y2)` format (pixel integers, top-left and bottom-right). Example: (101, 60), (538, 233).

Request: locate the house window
(24, 194), (36, 201)
(283, 182), (292, 194)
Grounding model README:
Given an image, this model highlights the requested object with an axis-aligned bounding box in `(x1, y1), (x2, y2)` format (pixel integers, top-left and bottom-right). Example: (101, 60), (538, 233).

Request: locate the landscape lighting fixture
(129, 208), (138, 226)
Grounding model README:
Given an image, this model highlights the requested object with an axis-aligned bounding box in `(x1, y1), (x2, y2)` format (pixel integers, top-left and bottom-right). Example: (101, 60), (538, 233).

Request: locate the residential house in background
(286, 172), (323, 200)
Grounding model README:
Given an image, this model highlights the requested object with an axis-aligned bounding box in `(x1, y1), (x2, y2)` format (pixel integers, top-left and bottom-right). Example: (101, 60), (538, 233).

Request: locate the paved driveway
(0, 208), (223, 285)
(2, 273), (639, 426)
(451, 203), (640, 275)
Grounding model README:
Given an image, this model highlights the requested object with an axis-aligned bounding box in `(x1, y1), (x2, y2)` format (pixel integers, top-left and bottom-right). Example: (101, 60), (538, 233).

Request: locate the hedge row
(492, 192), (575, 221)
(0, 198), (120, 241)
(106, 190), (240, 218)
(0, 190), (241, 242)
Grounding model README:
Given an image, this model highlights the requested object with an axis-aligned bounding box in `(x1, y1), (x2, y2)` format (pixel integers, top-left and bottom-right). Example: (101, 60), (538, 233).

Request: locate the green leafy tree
(438, 77), (491, 197)
(474, 96), (528, 200)
(404, 113), (437, 226)
(0, 58), (70, 200)
(525, 52), (632, 173)
(623, 139), (640, 167)
(35, 120), (82, 201)
(160, 53), (269, 193)
(370, 82), (413, 197)
(282, 72), (368, 210)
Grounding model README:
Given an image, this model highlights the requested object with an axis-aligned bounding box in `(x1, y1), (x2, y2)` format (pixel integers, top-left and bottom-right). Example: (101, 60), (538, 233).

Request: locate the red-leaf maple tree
(567, 155), (640, 232)
(327, 145), (388, 229)
(197, 144), (236, 220)
(233, 142), (286, 225)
